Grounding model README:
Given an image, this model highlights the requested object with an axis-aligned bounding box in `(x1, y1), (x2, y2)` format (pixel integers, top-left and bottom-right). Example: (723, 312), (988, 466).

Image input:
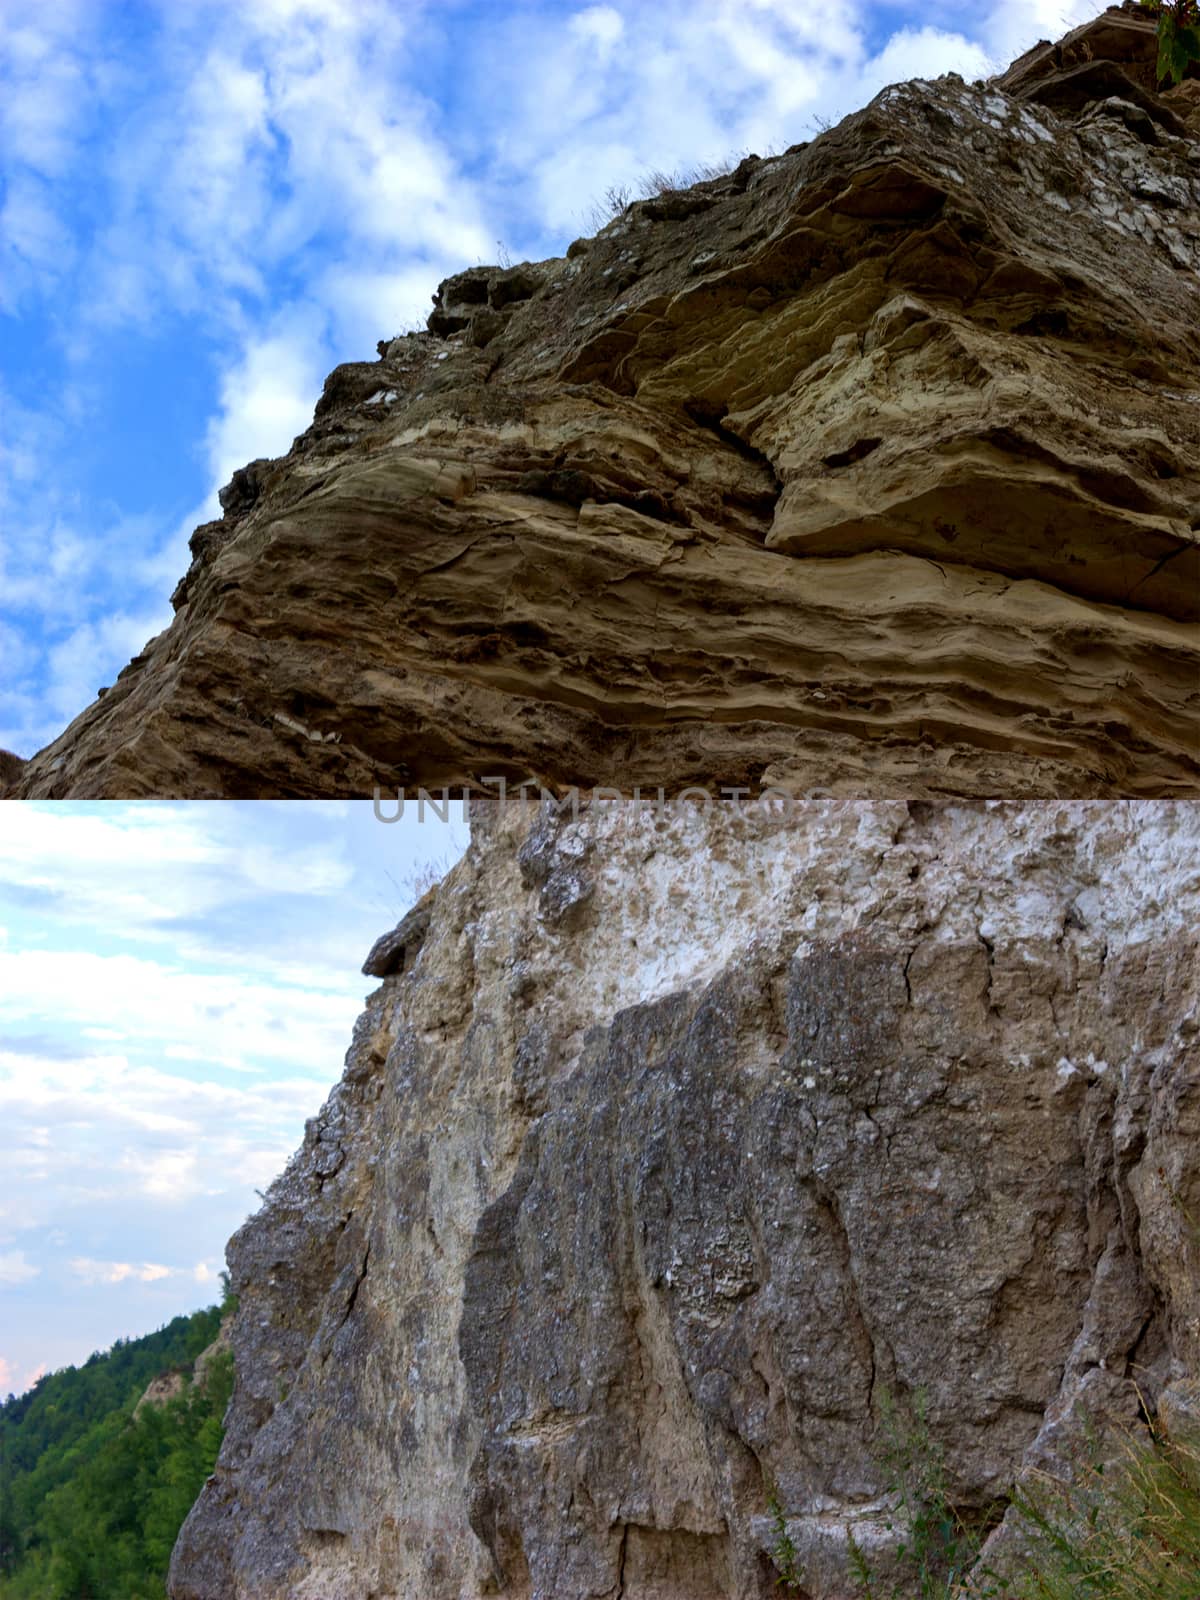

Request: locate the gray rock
(360, 891), (436, 978)
(169, 799), (1200, 1600)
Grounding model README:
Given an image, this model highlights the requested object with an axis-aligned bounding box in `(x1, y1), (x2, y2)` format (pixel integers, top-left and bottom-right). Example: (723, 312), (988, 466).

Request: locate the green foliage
(850, 1388), (1002, 1600)
(1139, 0), (1200, 84)
(848, 1383), (1200, 1600)
(0, 1299), (233, 1600)
(766, 1481), (804, 1591)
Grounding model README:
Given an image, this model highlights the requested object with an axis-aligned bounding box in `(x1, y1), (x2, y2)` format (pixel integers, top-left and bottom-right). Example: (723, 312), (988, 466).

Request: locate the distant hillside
(0, 1295), (233, 1600)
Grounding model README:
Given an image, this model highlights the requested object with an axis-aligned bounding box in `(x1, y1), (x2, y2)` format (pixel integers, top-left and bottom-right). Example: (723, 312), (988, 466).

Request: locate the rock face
(10, 5), (1200, 800)
(168, 798), (1200, 1600)
(0, 749), (27, 796)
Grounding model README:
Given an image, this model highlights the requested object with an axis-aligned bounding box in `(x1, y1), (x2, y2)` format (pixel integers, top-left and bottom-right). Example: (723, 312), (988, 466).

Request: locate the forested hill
(0, 1296), (233, 1600)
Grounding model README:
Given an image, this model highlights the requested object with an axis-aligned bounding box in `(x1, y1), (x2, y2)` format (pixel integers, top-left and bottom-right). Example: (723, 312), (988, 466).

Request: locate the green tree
(1140, 0), (1200, 84)
(0, 1305), (232, 1600)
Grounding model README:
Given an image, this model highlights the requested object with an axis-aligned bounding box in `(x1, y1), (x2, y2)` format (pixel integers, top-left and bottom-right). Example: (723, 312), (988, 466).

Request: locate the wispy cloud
(204, 314), (330, 499)
(0, 1355), (46, 1396)
(0, 0), (492, 753)
(0, 1251), (41, 1287)
(0, 801), (466, 1385)
(69, 1258), (174, 1286)
(0, 800), (357, 928)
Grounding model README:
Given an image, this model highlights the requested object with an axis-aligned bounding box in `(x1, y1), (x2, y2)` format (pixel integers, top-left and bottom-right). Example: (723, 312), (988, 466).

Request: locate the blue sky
(0, 800), (468, 1395)
(0, 0), (1105, 759)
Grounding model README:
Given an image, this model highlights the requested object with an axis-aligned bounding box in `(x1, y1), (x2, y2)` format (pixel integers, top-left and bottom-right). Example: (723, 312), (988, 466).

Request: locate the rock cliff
(169, 798), (1200, 1600)
(8, 4), (1199, 801)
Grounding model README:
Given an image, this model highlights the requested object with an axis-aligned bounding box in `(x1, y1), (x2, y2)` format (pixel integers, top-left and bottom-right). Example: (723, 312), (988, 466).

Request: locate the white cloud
(0, 0), (495, 752)
(860, 25), (992, 94)
(0, 1041), (329, 1229)
(0, 1354), (44, 1394)
(0, 803), (466, 1323)
(204, 315), (329, 493)
(0, 802), (356, 940)
(0, 377), (184, 751)
(0, 953), (356, 1080)
(71, 1), (491, 346)
(44, 606), (170, 723)
(0, 173), (76, 311)
(0, 4), (92, 175)
(0, 1250), (40, 1286)
(465, 0), (1075, 237)
(981, 0), (1102, 67)
(570, 4), (625, 52)
(116, 1149), (202, 1201)
(69, 1258), (174, 1286)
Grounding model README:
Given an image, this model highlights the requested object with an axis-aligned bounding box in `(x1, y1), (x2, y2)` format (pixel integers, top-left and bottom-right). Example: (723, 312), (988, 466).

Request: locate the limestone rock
(9, 5), (1200, 801)
(168, 798), (1200, 1600)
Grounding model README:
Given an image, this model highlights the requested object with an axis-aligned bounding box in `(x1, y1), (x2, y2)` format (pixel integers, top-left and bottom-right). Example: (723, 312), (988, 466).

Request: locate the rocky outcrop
(10, 5), (1200, 800)
(133, 1319), (232, 1418)
(168, 798), (1200, 1600)
(134, 1370), (187, 1417)
(361, 887), (437, 978)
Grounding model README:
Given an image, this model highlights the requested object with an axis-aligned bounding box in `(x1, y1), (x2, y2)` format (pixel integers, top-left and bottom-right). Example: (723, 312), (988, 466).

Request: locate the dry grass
(381, 855), (458, 918)
(830, 1388), (1200, 1600)
(1003, 1424), (1200, 1600)
(581, 151), (770, 232)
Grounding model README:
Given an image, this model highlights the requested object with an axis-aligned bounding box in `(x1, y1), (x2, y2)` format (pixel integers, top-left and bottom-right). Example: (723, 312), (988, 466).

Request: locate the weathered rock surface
(10, 5), (1200, 800)
(168, 798), (1200, 1600)
(134, 1370), (187, 1417)
(0, 748), (27, 795)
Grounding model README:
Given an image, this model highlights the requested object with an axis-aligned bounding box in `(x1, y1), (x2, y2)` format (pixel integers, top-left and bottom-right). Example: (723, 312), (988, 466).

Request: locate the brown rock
(0, 749), (26, 795)
(7, 9), (1199, 801)
(133, 1369), (186, 1417)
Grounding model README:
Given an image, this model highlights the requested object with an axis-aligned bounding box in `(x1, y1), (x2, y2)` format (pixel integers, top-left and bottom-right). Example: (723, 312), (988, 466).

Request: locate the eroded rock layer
(8, 5), (1200, 800)
(169, 798), (1200, 1600)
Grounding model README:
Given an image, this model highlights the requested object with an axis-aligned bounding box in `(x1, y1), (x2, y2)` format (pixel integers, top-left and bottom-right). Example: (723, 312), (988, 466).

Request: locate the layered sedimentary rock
(10, 5), (1200, 801)
(169, 798), (1200, 1600)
